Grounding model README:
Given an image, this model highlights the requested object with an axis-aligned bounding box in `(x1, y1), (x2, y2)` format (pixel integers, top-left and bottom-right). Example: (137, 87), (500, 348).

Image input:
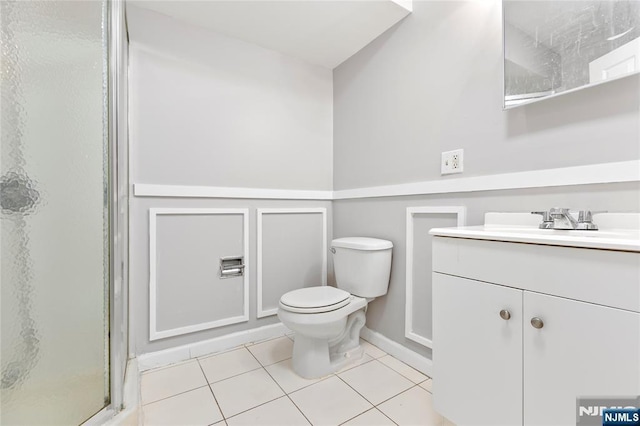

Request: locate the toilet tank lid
(332, 237), (393, 251)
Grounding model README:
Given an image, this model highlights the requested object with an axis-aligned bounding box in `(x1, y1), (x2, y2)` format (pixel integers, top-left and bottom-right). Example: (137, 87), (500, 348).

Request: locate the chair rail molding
(135, 160), (640, 201)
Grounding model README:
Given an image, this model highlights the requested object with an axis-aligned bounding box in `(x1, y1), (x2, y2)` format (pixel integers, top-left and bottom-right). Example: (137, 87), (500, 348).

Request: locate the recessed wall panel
(410, 214), (459, 342)
(405, 206), (465, 349)
(258, 209), (326, 317)
(150, 209), (248, 340)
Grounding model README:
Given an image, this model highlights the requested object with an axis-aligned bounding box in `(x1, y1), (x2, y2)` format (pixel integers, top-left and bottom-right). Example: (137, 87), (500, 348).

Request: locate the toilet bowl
(277, 237), (393, 379)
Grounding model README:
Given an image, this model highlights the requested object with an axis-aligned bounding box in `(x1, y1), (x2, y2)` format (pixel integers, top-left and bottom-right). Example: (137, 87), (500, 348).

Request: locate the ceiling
(127, 0), (412, 69)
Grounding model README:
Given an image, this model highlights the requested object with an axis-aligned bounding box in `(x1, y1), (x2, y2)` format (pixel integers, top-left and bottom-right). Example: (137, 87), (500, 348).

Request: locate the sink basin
(430, 212), (640, 252)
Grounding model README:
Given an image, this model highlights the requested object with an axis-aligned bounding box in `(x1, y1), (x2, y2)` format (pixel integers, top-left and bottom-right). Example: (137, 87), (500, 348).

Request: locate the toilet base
(290, 309), (366, 379)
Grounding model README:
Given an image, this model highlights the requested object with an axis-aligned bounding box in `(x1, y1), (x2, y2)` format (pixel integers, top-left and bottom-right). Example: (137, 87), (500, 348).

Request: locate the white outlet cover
(441, 149), (464, 175)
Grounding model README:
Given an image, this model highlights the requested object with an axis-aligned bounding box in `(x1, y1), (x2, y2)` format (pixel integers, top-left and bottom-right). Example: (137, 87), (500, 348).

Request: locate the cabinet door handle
(499, 309), (511, 320)
(530, 317), (544, 329)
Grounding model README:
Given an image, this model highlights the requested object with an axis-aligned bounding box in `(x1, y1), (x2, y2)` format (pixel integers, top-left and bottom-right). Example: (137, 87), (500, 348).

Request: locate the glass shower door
(1, 1), (110, 424)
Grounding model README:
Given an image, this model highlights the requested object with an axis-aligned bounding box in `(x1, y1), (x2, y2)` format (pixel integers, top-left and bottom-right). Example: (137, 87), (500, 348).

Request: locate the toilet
(277, 237), (393, 379)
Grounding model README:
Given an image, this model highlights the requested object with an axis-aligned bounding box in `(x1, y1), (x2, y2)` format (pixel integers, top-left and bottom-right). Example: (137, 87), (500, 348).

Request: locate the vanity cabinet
(432, 236), (640, 426)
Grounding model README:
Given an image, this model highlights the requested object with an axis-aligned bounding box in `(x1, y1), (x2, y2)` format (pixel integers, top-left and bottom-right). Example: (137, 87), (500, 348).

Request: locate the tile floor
(140, 335), (454, 426)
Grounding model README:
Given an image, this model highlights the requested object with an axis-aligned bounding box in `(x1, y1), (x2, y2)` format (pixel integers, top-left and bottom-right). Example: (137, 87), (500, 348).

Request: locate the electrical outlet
(441, 149), (464, 175)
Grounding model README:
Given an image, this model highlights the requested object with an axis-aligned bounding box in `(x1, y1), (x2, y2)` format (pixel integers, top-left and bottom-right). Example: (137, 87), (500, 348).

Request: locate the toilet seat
(280, 286), (351, 314)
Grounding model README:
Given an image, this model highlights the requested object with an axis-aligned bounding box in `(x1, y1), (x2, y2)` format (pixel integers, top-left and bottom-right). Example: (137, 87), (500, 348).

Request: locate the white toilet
(277, 237), (393, 379)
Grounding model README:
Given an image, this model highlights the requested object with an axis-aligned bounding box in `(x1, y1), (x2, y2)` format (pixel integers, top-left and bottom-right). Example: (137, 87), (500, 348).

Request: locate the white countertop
(429, 212), (640, 252)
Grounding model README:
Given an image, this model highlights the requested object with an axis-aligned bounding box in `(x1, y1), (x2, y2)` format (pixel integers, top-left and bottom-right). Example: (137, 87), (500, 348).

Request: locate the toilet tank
(331, 237), (393, 298)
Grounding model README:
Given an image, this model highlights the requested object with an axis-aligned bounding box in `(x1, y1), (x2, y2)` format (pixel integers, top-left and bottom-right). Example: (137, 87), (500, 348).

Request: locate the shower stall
(1, 0), (128, 424)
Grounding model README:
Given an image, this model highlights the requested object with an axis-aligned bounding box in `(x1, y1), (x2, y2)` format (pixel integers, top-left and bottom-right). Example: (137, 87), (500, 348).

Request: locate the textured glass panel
(0, 1), (109, 424)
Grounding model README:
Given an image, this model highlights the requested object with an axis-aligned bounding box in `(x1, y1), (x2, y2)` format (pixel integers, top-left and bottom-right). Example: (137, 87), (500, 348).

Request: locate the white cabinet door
(524, 292), (640, 426)
(433, 273), (523, 426)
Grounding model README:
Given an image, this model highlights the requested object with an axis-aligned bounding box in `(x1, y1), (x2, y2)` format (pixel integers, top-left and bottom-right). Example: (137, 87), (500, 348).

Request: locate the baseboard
(137, 323), (289, 371)
(361, 326), (433, 377)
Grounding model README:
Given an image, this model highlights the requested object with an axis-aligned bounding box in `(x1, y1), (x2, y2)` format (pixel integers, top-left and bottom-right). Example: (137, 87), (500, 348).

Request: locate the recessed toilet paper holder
(219, 256), (244, 279)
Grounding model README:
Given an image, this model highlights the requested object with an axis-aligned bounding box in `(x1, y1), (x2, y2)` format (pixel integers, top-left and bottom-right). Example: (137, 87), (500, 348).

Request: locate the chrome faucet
(531, 208), (605, 230)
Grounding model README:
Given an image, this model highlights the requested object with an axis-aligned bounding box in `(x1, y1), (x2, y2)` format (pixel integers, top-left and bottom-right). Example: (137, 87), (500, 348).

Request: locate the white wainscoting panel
(257, 208), (328, 318)
(149, 208), (249, 341)
(405, 206), (466, 348)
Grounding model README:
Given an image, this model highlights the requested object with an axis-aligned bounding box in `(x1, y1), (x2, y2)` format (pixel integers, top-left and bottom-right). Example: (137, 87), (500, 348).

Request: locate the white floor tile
(342, 408), (396, 425)
(378, 386), (443, 426)
(199, 347), (262, 384)
(246, 336), (294, 366)
(211, 368), (285, 418)
(338, 360), (414, 405)
(226, 396), (309, 426)
(359, 339), (387, 358)
(140, 360), (208, 405)
(419, 378), (433, 393)
(336, 353), (374, 373)
(142, 386), (223, 426)
(378, 355), (429, 384)
(289, 376), (372, 425)
(264, 359), (326, 393)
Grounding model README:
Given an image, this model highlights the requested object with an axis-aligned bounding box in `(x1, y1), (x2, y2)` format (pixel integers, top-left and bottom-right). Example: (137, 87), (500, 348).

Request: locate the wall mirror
(503, 0), (640, 108)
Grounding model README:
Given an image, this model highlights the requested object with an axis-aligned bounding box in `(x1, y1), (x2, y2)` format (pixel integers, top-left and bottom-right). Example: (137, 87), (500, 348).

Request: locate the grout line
(141, 383), (211, 406)
(420, 377), (434, 394)
(338, 359), (416, 408)
(243, 333), (288, 348)
(370, 358), (419, 388)
(336, 407), (372, 426)
(223, 395), (293, 423)
(284, 373), (334, 395)
(196, 358), (225, 423)
(376, 383), (422, 407)
(197, 345), (248, 361)
(204, 357), (285, 420)
(334, 374), (376, 409)
(334, 354), (376, 374)
(377, 355), (431, 384)
(209, 366), (264, 385)
(140, 357), (198, 375)
(230, 346), (313, 424)
(338, 407), (376, 426)
(374, 407), (400, 426)
(245, 344), (313, 425)
(337, 407), (400, 426)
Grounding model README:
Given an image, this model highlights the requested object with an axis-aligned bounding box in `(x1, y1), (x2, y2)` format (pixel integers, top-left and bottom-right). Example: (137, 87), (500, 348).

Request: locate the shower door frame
(86, 0), (129, 423)
(107, 0), (129, 416)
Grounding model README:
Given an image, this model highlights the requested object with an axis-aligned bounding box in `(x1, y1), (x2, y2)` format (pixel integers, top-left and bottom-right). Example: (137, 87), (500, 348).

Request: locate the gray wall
(127, 5), (333, 190)
(332, 0), (640, 359)
(333, 0), (639, 190)
(127, 6), (335, 355)
(333, 183), (640, 358)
